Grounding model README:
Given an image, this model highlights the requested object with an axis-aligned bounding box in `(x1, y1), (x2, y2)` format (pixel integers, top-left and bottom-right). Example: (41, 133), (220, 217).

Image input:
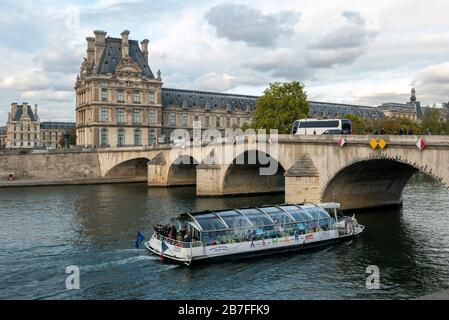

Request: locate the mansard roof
(161, 88), (257, 112)
(309, 101), (381, 118)
(12, 105), (37, 121)
(161, 87), (381, 119)
(40, 122), (76, 129)
(97, 37), (154, 78)
(0, 126), (6, 134)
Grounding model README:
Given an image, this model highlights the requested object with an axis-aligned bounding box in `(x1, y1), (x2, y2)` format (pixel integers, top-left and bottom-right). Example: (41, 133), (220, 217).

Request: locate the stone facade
(41, 122), (76, 149)
(0, 126), (6, 148)
(2, 102), (75, 149)
(5, 102), (41, 148)
(377, 88), (423, 120)
(75, 30), (163, 148)
(76, 30), (389, 148)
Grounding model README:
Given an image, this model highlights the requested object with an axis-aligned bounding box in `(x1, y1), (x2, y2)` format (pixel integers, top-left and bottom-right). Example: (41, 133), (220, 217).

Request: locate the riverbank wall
(0, 150), (105, 187)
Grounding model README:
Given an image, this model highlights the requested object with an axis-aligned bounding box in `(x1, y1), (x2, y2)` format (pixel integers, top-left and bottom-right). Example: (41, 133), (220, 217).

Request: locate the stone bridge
(97, 135), (449, 210)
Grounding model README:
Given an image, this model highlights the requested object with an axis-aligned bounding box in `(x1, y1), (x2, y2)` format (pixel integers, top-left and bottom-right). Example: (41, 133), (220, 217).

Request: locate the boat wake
(82, 255), (155, 272)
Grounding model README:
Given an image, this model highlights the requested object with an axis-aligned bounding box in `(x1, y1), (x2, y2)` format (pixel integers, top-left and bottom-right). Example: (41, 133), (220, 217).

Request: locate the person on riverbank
(7, 174), (16, 182)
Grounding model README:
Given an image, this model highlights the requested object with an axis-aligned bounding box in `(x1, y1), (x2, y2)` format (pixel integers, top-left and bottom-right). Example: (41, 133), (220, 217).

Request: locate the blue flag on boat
(135, 231), (145, 248)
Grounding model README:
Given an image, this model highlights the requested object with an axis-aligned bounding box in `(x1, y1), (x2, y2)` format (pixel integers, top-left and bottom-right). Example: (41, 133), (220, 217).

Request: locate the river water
(1, 175), (449, 300)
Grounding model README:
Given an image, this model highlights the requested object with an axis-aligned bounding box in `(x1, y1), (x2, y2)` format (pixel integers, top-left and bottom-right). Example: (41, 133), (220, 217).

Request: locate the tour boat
(144, 203), (364, 266)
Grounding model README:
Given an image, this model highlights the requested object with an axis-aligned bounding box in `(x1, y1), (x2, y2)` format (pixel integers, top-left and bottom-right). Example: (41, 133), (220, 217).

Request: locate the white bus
(292, 119), (352, 135)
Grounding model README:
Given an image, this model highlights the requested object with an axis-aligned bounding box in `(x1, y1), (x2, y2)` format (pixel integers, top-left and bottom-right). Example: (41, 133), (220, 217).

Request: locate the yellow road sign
(370, 139), (378, 149)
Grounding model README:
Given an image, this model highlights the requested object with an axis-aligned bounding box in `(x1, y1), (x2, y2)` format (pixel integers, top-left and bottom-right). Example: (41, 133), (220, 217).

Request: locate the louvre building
(75, 30), (383, 148)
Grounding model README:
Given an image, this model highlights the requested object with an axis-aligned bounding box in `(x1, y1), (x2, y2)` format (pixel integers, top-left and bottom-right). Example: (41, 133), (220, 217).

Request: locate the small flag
(338, 136), (346, 148)
(160, 240), (169, 262)
(416, 138), (427, 151)
(135, 231), (145, 248)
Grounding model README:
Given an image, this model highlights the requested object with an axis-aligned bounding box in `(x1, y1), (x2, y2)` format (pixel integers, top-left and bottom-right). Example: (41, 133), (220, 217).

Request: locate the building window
(118, 129), (125, 146)
(149, 91), (156, 103)
(101, 88), (107, 101)
(226, 116), (231, 128)
(101, 128), (108, 146)
(133, 91), (140, 104)
(134, 130), (141, 146)
(216, 115), (220, 128)
(237, 116), (241, 127)
(205, 115), (210, 127)
(193, 114), (200, 126)
(117, 108), (124, 124)
(148, 130), (155, 145)
(148, 109), (156, 124)
(182, 113), (188, 126)
(101, 108), (108, 122)
(133, 109), (141, 124)
(169, 113), (176, 126)
(117, 90), (124, 103)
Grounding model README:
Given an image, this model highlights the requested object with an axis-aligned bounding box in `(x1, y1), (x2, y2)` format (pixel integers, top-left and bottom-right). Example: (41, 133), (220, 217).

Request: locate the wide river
(1, 175), (449, 300)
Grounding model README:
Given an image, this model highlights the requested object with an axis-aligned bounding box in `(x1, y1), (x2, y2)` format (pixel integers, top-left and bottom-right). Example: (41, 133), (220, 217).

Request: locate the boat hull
(145, 231), (360, 266)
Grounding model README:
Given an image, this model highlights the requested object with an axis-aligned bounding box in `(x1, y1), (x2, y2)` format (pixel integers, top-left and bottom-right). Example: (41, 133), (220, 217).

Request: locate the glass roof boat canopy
(179, 204), (332, 232)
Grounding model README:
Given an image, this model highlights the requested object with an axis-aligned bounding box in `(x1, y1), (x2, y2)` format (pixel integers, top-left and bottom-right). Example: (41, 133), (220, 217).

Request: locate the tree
(68, 128), (77, 146)
(343, 114), (370, 134)
(250, 81), (309, 134)
(421, 108), (447, 134)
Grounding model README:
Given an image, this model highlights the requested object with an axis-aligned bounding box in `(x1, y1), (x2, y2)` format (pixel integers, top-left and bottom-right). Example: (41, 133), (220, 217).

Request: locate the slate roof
(161, 88), (257, 112)
(40, 122), (76, 130)
(97, 38), (154, 78)
(0, 126), (6, 135)
(12, 105), (37, 121)
(309, 101), (382, 119)
(161, 88), (381, 119)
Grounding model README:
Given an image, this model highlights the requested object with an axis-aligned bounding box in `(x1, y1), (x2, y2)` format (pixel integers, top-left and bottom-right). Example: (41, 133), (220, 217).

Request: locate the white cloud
(1, 0), (449, 124)
(205, 3), (300, 47)
(193, 73), (236, 92)
(21, 90), (74, 102)
(0, 70), (51, 91)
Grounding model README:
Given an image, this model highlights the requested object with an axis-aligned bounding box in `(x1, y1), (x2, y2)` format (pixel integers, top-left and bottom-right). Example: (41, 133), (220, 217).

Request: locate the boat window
(303, 206), (331, 220)
(278, 205), (313, 222)
(239, 208), (272, 226)
(215, 210), (252, 229)
(193, 213), (228, 231)
(259, 206), (294, 224)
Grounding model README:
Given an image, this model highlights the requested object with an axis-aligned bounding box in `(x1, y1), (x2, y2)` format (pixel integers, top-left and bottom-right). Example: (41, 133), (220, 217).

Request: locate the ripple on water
(1, 178), (449, 299)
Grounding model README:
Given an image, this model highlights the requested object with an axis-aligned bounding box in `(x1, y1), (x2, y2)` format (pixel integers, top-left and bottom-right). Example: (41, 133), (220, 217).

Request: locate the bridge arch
(222, 150), (286, 195)
(104, 157), (150, 179)
(167, 155), (200, 186)
(321, 156), (444, 210)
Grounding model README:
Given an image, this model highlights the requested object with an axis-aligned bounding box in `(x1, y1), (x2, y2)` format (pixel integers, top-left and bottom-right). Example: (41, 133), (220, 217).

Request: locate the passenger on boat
(184, 232), (192, 242)
(176, 233), (184, 242)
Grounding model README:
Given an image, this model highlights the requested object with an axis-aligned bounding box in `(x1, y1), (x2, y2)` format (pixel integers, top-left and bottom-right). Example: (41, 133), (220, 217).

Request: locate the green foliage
(68, 128), (77, 146)
(251, 81), (309, 134)
(344, 111), (449, 135)
(421, 108), (448, 134)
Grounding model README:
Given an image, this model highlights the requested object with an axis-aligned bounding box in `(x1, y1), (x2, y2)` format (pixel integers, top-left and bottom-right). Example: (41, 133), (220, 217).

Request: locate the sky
(1, 0), (449, 123)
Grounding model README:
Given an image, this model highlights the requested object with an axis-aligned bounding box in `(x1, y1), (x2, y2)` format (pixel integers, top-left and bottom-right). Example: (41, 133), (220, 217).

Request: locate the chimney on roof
(121, 30), (130, 58)
(93, 30), (107, 66)
(11, 102), (18, 117)
(86, 37), (95, 65)
(140, 39), (149, 63)
(34, 104), (38, 117)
